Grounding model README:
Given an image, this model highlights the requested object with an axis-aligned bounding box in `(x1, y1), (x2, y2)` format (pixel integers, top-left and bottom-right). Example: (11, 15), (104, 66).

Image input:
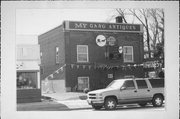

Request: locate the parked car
(87, 78), (164, 110)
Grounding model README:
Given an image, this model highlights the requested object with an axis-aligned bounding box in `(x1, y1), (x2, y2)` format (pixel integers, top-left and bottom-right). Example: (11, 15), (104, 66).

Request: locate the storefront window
(17, 72), (38, 89)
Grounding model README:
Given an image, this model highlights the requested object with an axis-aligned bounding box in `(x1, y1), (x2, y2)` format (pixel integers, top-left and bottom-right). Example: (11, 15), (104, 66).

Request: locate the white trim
(123, 46), (134, 63)
(77, 45), (89, 63)
(77, 77), (90, 90)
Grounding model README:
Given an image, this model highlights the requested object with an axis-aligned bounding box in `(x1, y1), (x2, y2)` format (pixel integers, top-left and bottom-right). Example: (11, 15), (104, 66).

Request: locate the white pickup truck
(87, 78), (164, 110)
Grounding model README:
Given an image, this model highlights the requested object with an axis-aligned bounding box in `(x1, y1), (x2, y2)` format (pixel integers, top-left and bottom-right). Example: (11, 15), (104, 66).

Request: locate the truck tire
(152, 95), (163, 107)
(104, 97), (117, 110)
(92, 105), (102, 110)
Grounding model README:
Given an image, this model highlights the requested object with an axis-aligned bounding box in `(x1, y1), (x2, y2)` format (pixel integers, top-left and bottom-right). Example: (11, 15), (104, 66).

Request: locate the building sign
(108, 74), (113, 79)
(107, 36), (116, 46)
(64, 21), (143, 32)
(143, 60), (162, 68)
(96, 35), (106, 47)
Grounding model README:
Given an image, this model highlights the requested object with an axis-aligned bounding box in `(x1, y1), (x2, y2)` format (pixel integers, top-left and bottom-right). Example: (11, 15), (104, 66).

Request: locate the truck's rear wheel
(152, 95), (163, 107)
(104, 97), (117, 110)
(92, 105), (102, 110)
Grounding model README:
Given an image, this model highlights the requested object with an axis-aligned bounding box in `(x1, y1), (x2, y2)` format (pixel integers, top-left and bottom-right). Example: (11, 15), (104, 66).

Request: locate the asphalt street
(76, 105), (165, 111)
(17, 99), (165, 111)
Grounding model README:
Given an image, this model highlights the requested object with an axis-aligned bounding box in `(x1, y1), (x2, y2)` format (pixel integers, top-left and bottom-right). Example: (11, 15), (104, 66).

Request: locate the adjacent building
(38, 17), (145, 92)
(16, 37), (41, 103)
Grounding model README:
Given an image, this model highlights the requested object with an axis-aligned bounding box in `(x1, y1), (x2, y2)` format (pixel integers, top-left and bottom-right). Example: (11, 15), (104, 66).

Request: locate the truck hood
(88, 88), (117, 94)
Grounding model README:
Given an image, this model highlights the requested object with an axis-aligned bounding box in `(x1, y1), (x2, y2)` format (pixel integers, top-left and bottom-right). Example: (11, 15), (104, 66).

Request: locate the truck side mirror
(120, 86), (126, 91)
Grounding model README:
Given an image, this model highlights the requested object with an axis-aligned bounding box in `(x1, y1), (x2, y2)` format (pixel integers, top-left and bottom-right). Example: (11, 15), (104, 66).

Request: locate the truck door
(118, 80), (138, 103)
(135, 79), (152, 101)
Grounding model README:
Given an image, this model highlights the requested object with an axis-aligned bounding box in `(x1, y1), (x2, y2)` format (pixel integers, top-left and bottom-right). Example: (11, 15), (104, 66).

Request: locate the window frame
(77, 45), (89, 63)
(22, 47), (28, 56)
(136, 80), (148, 89)
(123, 46), (134, 63)
(123, 80), (136, 90)
(55, 46), (60, 64)
(148, 79), (164, 88)
(77, 77), (89, 91)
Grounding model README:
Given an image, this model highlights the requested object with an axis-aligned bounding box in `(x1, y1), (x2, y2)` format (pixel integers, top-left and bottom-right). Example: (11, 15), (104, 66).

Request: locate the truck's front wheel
(104, 97), (117, 110)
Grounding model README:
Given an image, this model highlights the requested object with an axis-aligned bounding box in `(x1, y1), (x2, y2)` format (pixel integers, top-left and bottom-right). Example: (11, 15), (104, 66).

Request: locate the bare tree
(127, 9), (153, 58)
(109, 8), (164, 59)
(149, 9), (164, 59)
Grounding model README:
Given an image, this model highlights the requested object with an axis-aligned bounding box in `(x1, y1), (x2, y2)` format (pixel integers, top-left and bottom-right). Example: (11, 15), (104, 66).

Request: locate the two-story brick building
(38, 17), (144, 92)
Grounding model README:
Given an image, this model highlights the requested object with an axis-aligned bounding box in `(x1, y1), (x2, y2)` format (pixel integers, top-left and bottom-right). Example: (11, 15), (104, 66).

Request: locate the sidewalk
(42, 92), (87, 101)
(56, 100), (91, 109)
(42, 92), (91, 110)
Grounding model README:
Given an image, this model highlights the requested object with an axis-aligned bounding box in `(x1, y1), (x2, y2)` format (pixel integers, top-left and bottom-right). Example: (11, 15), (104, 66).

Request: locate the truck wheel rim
(155, 97), (162, 105)
(107, 100), (115, 109)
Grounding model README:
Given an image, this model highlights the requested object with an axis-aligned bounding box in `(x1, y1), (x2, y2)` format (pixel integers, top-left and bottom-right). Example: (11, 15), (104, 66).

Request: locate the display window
(17, 72), (38, 89)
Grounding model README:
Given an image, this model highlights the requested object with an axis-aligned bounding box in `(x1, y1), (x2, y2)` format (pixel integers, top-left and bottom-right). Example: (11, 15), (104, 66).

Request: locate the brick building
(38, 17), (144, 92)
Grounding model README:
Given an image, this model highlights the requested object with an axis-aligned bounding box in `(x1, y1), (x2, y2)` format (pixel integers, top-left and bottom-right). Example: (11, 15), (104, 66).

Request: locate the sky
(16, 9), (117, 35)
(16, 9), (118, 44)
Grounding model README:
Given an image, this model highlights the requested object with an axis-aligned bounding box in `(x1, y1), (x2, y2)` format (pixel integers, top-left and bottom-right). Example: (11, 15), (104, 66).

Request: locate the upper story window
(55, 47), (59, 64)
(123, 46), (134, 63)
(22, 48), (28, 56)
(77, 45), (89, 63)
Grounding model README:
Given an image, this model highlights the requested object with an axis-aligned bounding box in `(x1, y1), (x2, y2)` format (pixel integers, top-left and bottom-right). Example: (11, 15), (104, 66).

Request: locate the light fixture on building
(119, 46), (123, 54)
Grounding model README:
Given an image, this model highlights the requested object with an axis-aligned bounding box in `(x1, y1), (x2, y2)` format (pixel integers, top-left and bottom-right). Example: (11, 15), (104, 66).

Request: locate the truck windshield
(106, 80), (125, 89)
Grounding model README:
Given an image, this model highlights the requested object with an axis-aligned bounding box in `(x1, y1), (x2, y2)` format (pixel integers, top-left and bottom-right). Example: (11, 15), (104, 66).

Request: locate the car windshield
(106, 80), (125, 89)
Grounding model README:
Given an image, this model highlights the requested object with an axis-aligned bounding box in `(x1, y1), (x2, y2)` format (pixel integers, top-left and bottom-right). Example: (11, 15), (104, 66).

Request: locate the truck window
(136, 80), (148, 89)
(148, 78), (164, 88)
(123, 80), (135, 90)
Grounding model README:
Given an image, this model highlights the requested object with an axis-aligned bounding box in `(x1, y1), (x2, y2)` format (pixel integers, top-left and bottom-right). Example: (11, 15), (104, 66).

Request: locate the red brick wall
(39, 23), (144, 91)
(38, 25), (65, 80)
(65, 31), (143, 64)
(64, 30), (144, 90)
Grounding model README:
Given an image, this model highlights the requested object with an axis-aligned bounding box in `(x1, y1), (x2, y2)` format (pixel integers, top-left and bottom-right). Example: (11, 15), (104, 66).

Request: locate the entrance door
(77, 77), (89, 91)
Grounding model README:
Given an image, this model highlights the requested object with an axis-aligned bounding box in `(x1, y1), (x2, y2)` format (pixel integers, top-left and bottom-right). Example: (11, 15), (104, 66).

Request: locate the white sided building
(16, 35), (41, 103)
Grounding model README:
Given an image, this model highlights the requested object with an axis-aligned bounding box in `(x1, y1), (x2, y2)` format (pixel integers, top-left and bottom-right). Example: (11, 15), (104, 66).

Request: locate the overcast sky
(16, 9), (117, 36)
